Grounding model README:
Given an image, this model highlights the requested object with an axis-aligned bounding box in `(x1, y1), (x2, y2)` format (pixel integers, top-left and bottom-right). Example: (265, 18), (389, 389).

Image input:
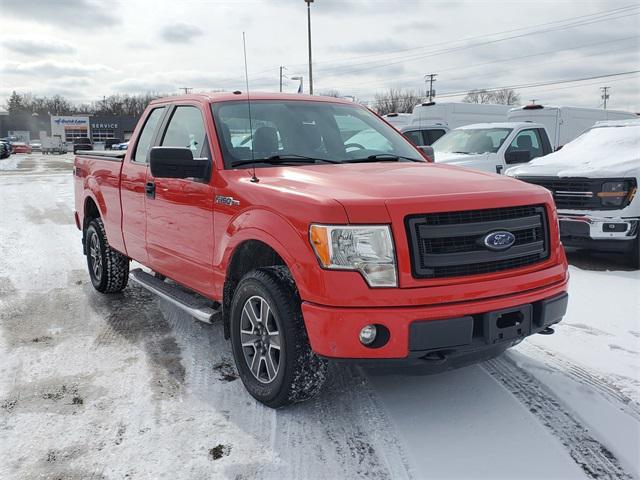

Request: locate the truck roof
(593, 118), (640, 128)
(456, 122), (545, 130)
(149, 92), (355, 105)
(509, 104), (636, 116)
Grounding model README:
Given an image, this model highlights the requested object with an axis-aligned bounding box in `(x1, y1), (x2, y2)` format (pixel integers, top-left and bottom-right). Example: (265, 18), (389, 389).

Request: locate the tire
(230, 267), (327, 408)
(85, 218), (129, 293)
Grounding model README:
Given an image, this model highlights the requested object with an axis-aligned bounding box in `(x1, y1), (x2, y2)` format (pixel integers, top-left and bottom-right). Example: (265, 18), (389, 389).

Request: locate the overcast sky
(1, 0), (639, 111)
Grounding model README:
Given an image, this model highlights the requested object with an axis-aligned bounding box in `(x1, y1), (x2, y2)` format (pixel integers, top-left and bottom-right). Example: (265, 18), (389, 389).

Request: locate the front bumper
(559, 214), (638, 251)
(302, 277), (568, 360)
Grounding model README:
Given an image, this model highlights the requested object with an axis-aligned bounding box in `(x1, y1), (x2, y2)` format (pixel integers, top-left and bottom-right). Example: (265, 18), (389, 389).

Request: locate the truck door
(120, 106), (167, 264)
(504, 129), (546, 168)
(144, 104), (215, 295)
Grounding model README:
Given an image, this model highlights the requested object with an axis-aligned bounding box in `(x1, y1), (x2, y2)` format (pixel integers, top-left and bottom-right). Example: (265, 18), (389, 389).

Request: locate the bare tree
(318, 89), (341, 98)
(374, 88), (422, 115)
(490, 88), (521, 105)
(463, 88), (520, 105)
(462, 89), (494, 104)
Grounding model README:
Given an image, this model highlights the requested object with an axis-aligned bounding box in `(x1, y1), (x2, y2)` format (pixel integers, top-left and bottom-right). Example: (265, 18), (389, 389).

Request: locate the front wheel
(230, 267), (327, 408)
(85, 218), (129, 293)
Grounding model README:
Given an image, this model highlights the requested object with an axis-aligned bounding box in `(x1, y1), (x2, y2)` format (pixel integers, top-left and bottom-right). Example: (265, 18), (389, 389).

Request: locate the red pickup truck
(74, 93), (569, 408)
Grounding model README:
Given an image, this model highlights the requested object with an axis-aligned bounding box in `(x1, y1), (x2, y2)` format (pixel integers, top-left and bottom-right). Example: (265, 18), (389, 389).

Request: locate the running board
(129, 268), (219, 323)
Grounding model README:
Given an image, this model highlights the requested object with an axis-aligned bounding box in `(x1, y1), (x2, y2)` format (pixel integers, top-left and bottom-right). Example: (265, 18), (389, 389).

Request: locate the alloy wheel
(89, 233), (103, 281)
(240, 295), (282, 384)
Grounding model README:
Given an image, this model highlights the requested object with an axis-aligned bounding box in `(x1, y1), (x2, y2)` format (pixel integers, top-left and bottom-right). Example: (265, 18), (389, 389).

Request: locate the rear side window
(403, 130), (424, 146)
(426, 129), (447, 144)
(161, 106), (207, 158)
(133, 107), (165, 164)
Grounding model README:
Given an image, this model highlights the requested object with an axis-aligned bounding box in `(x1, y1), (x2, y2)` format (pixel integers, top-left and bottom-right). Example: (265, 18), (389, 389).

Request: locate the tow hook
(422, 351), (448, 364)
(538, 326), (555, 335)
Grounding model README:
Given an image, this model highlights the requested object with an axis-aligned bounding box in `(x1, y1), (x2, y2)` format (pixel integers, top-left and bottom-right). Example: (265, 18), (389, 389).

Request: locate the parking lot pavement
(0, 154), (638, 479)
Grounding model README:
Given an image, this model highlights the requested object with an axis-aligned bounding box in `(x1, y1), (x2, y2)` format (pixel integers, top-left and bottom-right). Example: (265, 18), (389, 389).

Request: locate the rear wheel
(230, 267), (327, 408)
(85, 218), (129, 293)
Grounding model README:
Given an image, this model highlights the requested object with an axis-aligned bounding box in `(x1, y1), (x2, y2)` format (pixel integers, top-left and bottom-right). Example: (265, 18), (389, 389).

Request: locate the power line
(337, 35), (639, 91)
(289, 4), (640, 70)
(311, 10), (639, 78)
(434, 71), (640, 99)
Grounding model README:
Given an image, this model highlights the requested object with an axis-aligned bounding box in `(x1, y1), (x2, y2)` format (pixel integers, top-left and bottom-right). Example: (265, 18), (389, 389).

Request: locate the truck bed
(74, 151), (127, 254)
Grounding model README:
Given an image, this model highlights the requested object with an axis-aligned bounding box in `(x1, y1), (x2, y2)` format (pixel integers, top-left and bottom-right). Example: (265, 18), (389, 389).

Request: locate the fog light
(359, 325), (377, 345)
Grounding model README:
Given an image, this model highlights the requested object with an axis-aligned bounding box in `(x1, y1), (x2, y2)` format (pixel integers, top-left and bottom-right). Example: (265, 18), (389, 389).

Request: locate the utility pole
(279, 66), (287, 93)
(601, 86), (610, 109)
(305, 0), (314, 95)
(179, 87), (193, 94)
(424, 73), (437, 102)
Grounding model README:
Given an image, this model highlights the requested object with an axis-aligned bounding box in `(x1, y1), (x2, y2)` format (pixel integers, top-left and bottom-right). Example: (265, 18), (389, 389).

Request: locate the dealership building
(51, 115), (139, 144)
(0, 113), (139, 145)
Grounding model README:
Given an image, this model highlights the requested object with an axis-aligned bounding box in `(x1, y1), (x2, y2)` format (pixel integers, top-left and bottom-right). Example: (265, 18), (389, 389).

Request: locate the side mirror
(149, 147), (208, 179)
(505, 150), (531, 165)
(417, 145), (435, 162)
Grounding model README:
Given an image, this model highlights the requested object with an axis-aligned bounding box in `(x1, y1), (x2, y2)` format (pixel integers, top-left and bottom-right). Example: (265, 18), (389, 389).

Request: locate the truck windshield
(432, 128), (512, 155)
(211, 100), (423, 167)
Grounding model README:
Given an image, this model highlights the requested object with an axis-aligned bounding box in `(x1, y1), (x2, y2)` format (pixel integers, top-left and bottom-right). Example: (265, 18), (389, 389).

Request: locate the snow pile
(518, 122), (640, 177)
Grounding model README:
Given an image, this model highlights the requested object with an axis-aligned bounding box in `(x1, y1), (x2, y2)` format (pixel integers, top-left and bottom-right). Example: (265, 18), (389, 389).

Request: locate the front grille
(406, 205), (549, 279)
(517, 176), (636, 211)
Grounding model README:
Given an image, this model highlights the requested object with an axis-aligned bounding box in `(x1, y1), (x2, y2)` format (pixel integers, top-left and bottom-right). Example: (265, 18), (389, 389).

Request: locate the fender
(213, 207), (340, 302)
(84, 176), (127, 254)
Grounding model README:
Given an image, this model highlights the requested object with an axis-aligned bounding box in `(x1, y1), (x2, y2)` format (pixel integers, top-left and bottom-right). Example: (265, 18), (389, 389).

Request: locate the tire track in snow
(521, 342), (640, 420)
(483, 356), (633, 480)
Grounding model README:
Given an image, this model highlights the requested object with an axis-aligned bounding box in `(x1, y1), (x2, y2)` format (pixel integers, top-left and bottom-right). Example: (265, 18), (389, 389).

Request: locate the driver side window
(161, 106), (208, 158)
(507, 129), (543, 159)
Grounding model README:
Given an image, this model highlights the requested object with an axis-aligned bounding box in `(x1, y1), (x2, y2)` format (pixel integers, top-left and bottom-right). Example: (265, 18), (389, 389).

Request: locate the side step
(129, 268), (219, 324)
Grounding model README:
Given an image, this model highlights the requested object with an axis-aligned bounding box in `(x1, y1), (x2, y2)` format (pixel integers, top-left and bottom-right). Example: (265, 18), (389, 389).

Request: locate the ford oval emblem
(483, 231), (516, 251)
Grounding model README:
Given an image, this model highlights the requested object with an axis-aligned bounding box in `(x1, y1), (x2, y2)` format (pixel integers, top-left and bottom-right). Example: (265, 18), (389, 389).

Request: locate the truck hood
(252, 162), (548, 222)
(434, 151), (495, 167)
(506, 154), (639, 178)
(506, 125), (640, 178)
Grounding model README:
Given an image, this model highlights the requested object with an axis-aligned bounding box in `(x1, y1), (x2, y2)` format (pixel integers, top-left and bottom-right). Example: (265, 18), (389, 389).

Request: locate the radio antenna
(243, 32), (259, 183)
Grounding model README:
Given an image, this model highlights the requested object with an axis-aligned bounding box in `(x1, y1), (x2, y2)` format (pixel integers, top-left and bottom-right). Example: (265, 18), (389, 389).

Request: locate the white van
(508, 104), (637, 150)
(381, 112), (413, 129)
(411, 102), (511, 129)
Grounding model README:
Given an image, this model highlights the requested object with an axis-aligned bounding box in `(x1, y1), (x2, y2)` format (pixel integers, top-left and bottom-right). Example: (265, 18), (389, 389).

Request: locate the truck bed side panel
(74, 155), (126, 254)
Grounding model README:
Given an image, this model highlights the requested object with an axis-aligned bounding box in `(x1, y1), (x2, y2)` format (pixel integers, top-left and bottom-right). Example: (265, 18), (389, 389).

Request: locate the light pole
(291, 76), (304, 94)
(304, 0), (314, 95)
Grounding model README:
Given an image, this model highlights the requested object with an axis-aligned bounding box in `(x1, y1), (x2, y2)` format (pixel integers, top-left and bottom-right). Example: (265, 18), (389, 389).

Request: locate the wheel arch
(222, 239), (289, 339)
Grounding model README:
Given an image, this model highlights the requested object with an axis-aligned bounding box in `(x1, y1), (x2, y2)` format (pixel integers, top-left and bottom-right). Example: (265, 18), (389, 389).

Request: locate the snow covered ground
(0, 153), (638, 479)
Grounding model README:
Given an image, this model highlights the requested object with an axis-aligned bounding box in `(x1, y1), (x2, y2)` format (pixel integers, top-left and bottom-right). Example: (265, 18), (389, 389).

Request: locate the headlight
(309, 224), (397, 287)
(597, 181), (631, 208)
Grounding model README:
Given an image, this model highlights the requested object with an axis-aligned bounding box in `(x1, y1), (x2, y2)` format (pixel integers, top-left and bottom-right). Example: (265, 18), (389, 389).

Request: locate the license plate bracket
(483, 304), (532, 345)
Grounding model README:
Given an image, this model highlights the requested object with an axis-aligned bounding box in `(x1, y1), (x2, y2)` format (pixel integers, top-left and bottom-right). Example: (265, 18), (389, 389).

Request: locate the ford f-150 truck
(507, 119), (640, 268)
(74, 92), (569, 408)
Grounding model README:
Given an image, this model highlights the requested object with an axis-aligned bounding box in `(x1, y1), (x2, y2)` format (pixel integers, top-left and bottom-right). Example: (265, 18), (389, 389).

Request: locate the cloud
(1, 36), (77, 56)
(1, 0), (120, 29)
(329, 39), (410, 55)
(1, 60), (112, 77)
(159, 23), (203, 44)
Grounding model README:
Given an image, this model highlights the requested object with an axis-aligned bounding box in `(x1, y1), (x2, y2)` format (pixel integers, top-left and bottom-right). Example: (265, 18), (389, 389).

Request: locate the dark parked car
(0, 141), (11, 159)
(73, 137), (93, 154)
(105, 138), (122, 150)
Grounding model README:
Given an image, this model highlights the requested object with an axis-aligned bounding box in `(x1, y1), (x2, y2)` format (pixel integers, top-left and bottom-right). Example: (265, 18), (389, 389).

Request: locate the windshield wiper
(231, 154), (339, 167)
(451, 151), (471, 154)
(344, 153), (422, 164)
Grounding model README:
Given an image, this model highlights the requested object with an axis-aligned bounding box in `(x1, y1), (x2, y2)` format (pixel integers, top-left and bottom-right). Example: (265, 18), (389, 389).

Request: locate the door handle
(145, 181), (156, 199)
